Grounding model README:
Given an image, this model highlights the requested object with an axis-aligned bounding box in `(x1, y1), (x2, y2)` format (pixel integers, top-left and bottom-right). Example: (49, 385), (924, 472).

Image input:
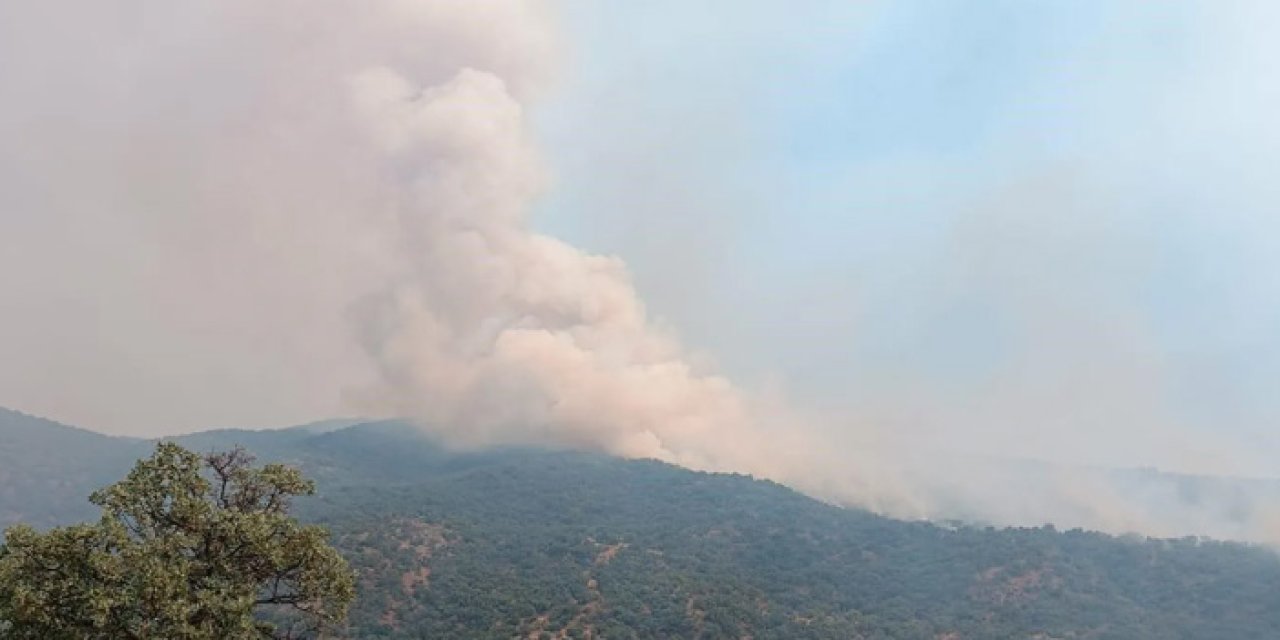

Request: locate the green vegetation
(0, 443), (354, 639)
(2, 409), (1280, 639)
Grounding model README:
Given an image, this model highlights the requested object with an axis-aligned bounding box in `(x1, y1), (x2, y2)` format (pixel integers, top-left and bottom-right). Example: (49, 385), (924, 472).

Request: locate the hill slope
(0, 408), (147, 528)
(2, 410), (1280, 638)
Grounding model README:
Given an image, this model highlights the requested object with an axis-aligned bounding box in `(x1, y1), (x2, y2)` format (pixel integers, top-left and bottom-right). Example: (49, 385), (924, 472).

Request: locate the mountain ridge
(3, 407), (1280, 638)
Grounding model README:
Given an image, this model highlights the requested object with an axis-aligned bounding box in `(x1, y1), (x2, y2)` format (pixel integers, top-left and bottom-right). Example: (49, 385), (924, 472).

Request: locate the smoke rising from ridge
(345, 61), (790, 472)
(2, 0), (1279, 544)
(0, 0), (821, 482)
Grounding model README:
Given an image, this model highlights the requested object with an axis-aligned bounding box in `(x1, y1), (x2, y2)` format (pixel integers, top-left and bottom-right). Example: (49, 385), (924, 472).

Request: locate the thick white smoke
(2, 0), (1279, 544)
(344, 61), (802, 474)
(0, 0), (564, 434)
(0, 0), (821, 480)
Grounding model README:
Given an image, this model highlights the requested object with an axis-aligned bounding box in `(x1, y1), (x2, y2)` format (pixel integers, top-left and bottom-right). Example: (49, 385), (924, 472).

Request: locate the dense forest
(3, 407), (1280, 638)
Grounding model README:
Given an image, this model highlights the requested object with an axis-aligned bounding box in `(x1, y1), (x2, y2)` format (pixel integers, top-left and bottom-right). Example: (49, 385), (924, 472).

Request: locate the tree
(0, 442), (355, 639)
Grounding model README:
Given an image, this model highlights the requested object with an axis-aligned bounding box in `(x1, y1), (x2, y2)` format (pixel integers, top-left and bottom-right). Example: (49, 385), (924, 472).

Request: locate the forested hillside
(3, 409), (1279, 638)
(0, 408), (147, 528)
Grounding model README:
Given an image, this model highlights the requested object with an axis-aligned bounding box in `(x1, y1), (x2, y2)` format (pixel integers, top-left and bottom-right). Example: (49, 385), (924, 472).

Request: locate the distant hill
(0, 408), (147, 528)
(2, 408), (1280, 638)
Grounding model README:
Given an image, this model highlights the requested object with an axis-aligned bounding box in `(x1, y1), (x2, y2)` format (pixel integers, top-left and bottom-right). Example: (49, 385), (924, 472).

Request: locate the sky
(534, 0), (1280, 477)
(1, 0), (1279, 495)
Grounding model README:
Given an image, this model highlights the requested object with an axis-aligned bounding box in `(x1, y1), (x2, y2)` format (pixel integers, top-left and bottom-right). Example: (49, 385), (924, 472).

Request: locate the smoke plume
(2, 0), (1278, 544)
(0, 0), (818, 479)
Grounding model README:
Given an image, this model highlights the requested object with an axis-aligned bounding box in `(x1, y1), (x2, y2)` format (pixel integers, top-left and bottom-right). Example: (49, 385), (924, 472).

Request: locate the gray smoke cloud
(0, 0), (562, 434)
(0, 0), (825, 480)
(1, 0), (1277, 544)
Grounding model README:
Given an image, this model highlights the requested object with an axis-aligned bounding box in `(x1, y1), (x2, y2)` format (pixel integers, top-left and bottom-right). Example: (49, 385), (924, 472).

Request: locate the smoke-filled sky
(2, 1), (1280, 537)
(535, 0), (1280, 478)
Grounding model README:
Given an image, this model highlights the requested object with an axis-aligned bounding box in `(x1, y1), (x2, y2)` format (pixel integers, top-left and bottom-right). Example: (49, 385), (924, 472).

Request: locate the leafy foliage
(0, 443), (354, 639)
(3, 414), (1280, 639)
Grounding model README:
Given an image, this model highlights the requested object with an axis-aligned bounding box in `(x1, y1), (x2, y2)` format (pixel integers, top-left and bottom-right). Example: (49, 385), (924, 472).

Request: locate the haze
(2, 1), (1278, 540)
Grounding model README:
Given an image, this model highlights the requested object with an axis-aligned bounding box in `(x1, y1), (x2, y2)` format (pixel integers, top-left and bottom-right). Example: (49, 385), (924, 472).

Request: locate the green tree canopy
(0, 442), (354, 639)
